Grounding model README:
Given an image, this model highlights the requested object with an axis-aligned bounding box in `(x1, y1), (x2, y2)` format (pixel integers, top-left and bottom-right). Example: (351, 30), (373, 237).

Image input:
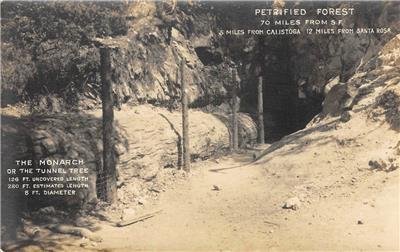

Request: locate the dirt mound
(87, 105), (257, 209)
(1, 104), (257, 209)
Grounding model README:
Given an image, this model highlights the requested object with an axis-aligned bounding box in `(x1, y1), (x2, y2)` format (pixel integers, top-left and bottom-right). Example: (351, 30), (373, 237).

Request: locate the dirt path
(64, 106), (399, 251)
(91, 151), (399, 251)
(96, 153), (279, 251)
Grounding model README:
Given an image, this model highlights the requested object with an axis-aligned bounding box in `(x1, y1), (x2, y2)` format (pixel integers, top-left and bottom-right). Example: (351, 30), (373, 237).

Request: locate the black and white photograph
(1, 0), (399, 251)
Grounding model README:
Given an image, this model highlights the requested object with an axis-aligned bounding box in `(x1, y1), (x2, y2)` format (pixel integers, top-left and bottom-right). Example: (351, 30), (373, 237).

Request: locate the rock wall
(84, 1), (232, 110)
(289, 1), (400, 96)
(319, 34), (400, 127)
(24, 114), (126, 206)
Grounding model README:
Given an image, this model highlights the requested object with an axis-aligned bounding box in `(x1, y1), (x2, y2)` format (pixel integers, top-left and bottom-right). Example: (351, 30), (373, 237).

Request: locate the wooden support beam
(100, 47), (117, 203)
(181, 60), (190, 172)
(231, 69), (239, 152)
(257, 76), (265, 144)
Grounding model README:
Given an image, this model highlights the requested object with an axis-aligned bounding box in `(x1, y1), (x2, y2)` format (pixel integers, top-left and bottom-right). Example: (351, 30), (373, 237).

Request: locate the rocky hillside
(109, 1), (230, 109)
(257, 33), (400, 175)
(1, 1), (233, 111)
(230, 1), (399, 140)
(2, 1), (398, 138)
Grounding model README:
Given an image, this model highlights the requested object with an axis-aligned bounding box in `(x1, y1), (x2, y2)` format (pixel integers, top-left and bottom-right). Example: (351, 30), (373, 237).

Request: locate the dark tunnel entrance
(241, 37), (324, 143)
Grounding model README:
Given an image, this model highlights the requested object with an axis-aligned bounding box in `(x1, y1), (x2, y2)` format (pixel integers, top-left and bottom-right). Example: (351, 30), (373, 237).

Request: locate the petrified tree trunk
(181, 60), (190, 172)
(99, 47), (117, 203)
(257, 76), (265, 144)
(231, 69), (239, 152)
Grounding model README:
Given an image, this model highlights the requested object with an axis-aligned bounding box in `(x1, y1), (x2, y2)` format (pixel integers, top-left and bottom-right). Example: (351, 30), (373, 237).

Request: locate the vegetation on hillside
(1, 2), (129, 106)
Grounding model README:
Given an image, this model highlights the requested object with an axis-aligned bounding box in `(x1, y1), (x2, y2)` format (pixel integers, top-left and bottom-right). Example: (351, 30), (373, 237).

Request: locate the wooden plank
(116, 210), (163, 227)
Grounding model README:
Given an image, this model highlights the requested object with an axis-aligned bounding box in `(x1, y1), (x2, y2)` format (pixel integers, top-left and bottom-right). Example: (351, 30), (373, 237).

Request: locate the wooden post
(181, 60), (190, 172)
(257, 76), (265, 144)
(100, 47), (117, 203)
(231, 69), (239, 152)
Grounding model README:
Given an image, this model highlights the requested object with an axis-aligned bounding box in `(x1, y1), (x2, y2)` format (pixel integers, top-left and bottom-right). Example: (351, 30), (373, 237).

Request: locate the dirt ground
(3, 120), (399, 251)
(7, 143), (400, 252)
(90, 158), (398, 251)
(73, 111), (399, 251)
